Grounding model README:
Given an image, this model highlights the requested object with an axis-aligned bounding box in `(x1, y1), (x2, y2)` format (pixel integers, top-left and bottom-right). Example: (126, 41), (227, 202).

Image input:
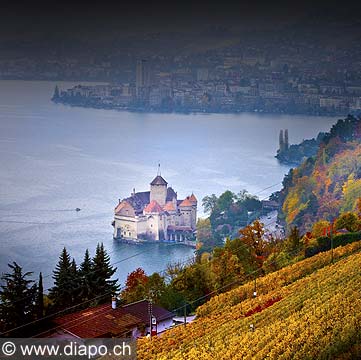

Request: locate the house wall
(157, 318), (174, 334)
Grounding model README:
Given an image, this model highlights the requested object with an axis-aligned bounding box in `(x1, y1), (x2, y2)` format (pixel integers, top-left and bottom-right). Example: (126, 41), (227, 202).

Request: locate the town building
(136, 59), (150, 99)
(113, 168), (197, 243)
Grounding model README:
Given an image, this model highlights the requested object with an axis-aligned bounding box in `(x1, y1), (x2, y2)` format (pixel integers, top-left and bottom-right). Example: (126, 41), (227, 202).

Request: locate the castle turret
(189, 193), (198, 229)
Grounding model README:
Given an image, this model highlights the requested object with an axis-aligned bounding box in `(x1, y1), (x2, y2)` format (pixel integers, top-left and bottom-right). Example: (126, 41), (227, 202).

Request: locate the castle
(113, 168), (197, 243)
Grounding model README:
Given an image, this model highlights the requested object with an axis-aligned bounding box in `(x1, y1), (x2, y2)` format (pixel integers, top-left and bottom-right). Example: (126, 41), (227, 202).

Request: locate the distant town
(51, 54), (361, 115)
(2, 19), (361, 116)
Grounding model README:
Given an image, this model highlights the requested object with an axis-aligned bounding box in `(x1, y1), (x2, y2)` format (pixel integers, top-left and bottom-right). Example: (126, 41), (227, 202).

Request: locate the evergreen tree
(70, 258), (81, 305)
(79, 249), (94, 302)
(49, 247), (74, 310)
(92, 243), (119, 302)
(36, 272), (44, 319)
(0, 262), (36, 336)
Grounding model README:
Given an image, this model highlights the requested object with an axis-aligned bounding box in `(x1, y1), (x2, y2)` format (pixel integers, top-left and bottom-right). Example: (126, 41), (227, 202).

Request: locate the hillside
(136, 241), (361, 359)
(278, 115), (361, 231)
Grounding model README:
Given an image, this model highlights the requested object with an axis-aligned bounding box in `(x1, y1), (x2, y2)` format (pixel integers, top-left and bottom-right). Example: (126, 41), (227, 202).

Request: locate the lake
(0, 80), (338, 289)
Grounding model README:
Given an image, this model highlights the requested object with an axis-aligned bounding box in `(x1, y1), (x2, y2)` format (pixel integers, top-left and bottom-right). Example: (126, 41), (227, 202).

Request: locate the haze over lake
(0, 81), (337, 289)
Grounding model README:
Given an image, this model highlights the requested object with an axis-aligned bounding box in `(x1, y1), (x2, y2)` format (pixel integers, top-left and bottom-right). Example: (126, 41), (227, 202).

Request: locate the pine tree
(36, 272), (44, 319)
(0, 262), (36, 336)
(92, 243), (119, 303)
(70, 258), (81, 305)
(79, 249), (94, 302)
(49, 247), (74, 310)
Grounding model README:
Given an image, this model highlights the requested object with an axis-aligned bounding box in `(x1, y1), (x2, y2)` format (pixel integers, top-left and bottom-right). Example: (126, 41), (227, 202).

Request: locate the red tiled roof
(115, 201), (135, 216)
(53, 304), (143, 338)
(144, 200), (163, 213)
(115, 201), (126, 213)
(179, 198), (193, 207)
(163, 201), (176, 212)
(189, 193), (197, 203)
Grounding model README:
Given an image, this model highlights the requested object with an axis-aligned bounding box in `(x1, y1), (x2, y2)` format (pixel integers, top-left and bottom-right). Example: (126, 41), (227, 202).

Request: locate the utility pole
(253, 276), (257, 298)
(148, 298), (153, 339)
(330, 223), (334, 264)
(183, 302), (187, 327)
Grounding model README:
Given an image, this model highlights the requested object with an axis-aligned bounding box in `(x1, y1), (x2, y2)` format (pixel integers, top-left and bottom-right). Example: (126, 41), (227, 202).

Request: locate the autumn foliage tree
(238, 220), (268, 269)
(210, 247), (245, 290)
(334, 212), (361, 232)
(121, 268), (148, 303)
(312, 220), (331, 238)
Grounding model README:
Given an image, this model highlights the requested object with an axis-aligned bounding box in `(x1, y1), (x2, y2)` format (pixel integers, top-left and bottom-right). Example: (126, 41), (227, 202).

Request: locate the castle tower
(150, 165), (167, 206)
(179, 197), (193, 227)
(284, 129), (289, 150)
(279, 129), (284, 152)
(189, 193), (198, 229)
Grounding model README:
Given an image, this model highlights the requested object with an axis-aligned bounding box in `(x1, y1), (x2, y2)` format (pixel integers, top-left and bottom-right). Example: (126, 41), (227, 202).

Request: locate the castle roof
(144, 200), (164, 213)
(189, 193), (198, 203)
(179, 198), (193, 207)
(124, 191), (150, 215)
(115, 201), (135, 217)
(150, 175), (168, 186)
(166, 187), (177, 201)
(163, 201), (176, 212)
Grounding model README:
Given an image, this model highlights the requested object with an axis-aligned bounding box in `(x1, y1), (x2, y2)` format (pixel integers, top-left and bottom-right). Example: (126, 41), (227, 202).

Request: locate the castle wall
(136, 217), (148, 237)
(114, 215), (137, 239)
(191, 206), (197, 229)
(180, 206), (192, 227)
(146, 214), (160, 240)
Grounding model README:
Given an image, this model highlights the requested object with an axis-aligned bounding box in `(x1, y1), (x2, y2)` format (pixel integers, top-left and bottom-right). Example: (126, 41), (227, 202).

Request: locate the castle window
(129, 232), (131, 236)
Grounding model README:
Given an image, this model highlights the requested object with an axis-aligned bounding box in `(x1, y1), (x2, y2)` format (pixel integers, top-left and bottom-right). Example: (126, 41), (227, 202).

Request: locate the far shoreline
(51, 98), (346, 118)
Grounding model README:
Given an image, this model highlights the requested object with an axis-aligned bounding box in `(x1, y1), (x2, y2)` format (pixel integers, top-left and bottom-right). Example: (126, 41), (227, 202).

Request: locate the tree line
(119, 206), (361, 316)
(0, 243), (118, 337)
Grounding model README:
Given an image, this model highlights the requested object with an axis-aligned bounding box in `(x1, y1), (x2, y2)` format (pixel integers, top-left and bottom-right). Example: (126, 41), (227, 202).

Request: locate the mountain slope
(278, 115), (361, 231)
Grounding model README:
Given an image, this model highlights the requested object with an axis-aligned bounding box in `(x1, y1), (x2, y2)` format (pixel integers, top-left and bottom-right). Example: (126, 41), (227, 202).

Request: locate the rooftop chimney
(112, 296), (117, 309)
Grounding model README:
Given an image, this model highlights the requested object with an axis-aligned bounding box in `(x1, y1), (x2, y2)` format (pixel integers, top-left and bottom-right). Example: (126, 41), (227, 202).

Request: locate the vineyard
(137, 241), (361, 359)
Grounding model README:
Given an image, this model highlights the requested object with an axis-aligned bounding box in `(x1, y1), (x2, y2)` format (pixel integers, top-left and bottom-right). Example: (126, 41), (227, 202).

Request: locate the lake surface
(0, 80), (338, 289)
